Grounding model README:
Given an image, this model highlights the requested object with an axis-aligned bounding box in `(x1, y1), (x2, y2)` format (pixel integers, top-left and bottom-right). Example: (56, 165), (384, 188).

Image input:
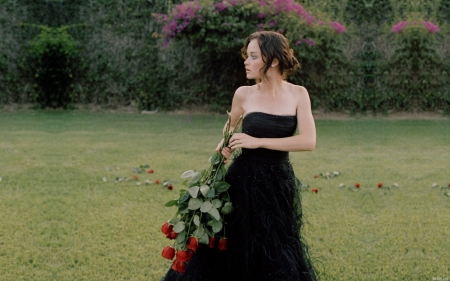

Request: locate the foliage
(384, 20), (449, 111)
(25, 25), (80, 108)
(154, 0), (350, 111)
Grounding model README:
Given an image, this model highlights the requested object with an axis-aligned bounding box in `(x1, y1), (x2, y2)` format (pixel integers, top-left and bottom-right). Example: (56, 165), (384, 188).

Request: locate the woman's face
(244, 39), (265, 80)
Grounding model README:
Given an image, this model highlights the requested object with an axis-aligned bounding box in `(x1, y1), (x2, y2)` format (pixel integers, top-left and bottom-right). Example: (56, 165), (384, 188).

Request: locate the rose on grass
(378, 183), (383, 188)
(155, 179), (160, 184)
(168, 185), (173, 190)
(160, 113), (243, 273)
(312, 188), (318, 193)
(133, 175), (138, 180)
(148, 169), (154, 173)
(355, 183), (360, 188)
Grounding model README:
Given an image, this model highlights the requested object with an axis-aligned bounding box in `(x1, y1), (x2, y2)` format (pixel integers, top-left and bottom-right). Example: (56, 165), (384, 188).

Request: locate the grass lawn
(0, 111), (449, 281)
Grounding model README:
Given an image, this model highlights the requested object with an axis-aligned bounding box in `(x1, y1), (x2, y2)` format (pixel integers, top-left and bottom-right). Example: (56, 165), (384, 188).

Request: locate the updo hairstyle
(241, 31), (300, 80)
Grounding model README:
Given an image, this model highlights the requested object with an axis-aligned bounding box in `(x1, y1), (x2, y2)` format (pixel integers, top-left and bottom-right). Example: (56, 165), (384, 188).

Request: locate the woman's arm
(215, 87), (247, 161)
(228, 86), (316, 152)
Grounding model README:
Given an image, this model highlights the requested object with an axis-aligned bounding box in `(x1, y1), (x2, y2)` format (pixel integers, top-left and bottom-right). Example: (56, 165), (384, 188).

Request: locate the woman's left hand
(228, 133), (261, 150)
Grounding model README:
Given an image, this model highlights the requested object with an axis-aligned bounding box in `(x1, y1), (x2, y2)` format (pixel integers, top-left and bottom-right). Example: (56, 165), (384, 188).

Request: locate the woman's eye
(252, 56), (257, 59)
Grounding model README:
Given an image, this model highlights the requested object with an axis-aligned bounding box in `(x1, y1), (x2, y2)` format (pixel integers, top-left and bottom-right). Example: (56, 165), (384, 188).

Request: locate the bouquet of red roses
(160, 113), (243, 273)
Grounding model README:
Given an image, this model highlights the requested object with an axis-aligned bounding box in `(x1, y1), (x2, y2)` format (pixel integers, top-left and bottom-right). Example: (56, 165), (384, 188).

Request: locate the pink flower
(257, 13), (265, 19)
(422, 21), (439, 33)
(391, 21), (408, 33)
(215, 2), (226, 12)
(329, 21), (346, 34)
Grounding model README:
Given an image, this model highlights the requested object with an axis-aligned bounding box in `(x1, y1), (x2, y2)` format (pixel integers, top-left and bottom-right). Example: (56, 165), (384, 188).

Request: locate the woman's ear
(271, 58), (279, 67)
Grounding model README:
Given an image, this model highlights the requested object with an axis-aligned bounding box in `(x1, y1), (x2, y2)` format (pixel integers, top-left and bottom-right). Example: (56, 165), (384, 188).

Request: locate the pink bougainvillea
(391, 21), (408, 33)
(422, 21), (439, 33)
(329, 21), (346, 34)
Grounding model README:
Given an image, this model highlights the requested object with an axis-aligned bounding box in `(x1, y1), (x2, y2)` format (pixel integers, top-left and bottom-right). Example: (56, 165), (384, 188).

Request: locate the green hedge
(0, 0), (449, 113)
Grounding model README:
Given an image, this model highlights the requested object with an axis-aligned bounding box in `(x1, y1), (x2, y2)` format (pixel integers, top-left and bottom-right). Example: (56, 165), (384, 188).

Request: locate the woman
(163, 31), (318, 281)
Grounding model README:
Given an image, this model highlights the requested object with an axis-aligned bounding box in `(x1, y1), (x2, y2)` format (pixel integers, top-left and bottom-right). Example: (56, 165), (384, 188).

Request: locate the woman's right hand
(215, 140), (234, 163)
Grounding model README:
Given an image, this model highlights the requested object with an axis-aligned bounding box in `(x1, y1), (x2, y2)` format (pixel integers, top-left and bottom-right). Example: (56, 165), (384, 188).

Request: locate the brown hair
(241, 31), (300, 80)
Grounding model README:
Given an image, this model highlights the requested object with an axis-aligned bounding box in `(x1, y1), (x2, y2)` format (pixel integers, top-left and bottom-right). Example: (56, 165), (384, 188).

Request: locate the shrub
(26, 25), (80, 108)
(384, 20), (449, 111)
(154, 0), (350, 111)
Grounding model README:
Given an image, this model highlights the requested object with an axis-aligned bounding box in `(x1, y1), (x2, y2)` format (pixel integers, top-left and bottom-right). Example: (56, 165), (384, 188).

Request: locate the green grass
(0, 112), (449, 281)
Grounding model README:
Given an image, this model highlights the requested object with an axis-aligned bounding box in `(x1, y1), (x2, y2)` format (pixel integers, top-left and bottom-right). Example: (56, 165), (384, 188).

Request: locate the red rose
(168, 231), (178, 240)
(161, 222), (173, 235)
(312, 188), (318, 193)
(171, 260), (186, 273)
(208, 237), (216, 248)
(168, 185), (173, 190)
(186, 250), (194, 261)
(176, 250), (189, 262)
(155, 179), (160, 184)
(218, 238), (227, 251)
(378, 183), (383, 188)
(161, 246), (175, 260)
(314, 175), (319, 178)
(187, 236), (198, 252)
(133, 175), (138, 180)
(355, 183), (360, 188)
(448, 183), (450, 187)
(148, 169), (154, 173)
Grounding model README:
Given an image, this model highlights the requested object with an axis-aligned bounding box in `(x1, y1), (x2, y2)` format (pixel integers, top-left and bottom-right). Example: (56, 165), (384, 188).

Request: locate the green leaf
(221, 202), (233, 214)
(188, 198), (203, 210)
(207, 188), (216, 198)
(212, 199), (222, 208)
(209, 153), (218, 164)
(195, 224), (205, 237)
(200, 201), (213, 213)
(188, 171), (202, 185)
(173, 221), (185, 233)
(189, 186), (200, 198)
(208, 207), (221, 221)
(200, 232), (209, 244)
(200, 185), (210, 197)
(215, 181), (230, 193)
(212, 221), (223, 233)
(176, 231), (186, 243)
(169, 217), (180, 225)
(164, 199), (178, 207)
(179, 192), (190, 203)
(194, 215), (200, 226)
(181, 170), (195, 178)
(216, 168), (223, 181)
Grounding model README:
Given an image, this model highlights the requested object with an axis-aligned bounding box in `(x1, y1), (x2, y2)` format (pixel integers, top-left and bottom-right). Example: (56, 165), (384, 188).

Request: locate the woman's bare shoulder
(234, 85), (257, 100)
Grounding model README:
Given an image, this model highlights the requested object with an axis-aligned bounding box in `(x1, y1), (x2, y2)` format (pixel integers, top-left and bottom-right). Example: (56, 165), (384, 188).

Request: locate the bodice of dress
(239, 112), (297, 161)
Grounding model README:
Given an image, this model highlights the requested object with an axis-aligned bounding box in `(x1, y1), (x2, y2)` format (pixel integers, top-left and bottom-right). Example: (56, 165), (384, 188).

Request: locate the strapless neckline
(244, 111), (296, 120)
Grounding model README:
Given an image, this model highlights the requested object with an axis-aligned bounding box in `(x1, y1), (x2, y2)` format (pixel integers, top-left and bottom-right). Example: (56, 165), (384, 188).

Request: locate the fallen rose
(312, 188), (318, 193)
(314, 175), (319, 178)
(378, 183), (383, 188)
(218, 238), (228, 251)
(161, 246), (175, 260)
(355, 183), (360, 188)
(168, 185), (173, 190)
(133, 175), (138, 180)
(148, 169), (154, 173)
(155, 179), (160, 184)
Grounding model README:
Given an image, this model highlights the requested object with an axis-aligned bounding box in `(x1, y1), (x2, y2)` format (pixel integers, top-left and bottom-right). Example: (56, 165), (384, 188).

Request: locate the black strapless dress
(162, 112), (318, 281)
